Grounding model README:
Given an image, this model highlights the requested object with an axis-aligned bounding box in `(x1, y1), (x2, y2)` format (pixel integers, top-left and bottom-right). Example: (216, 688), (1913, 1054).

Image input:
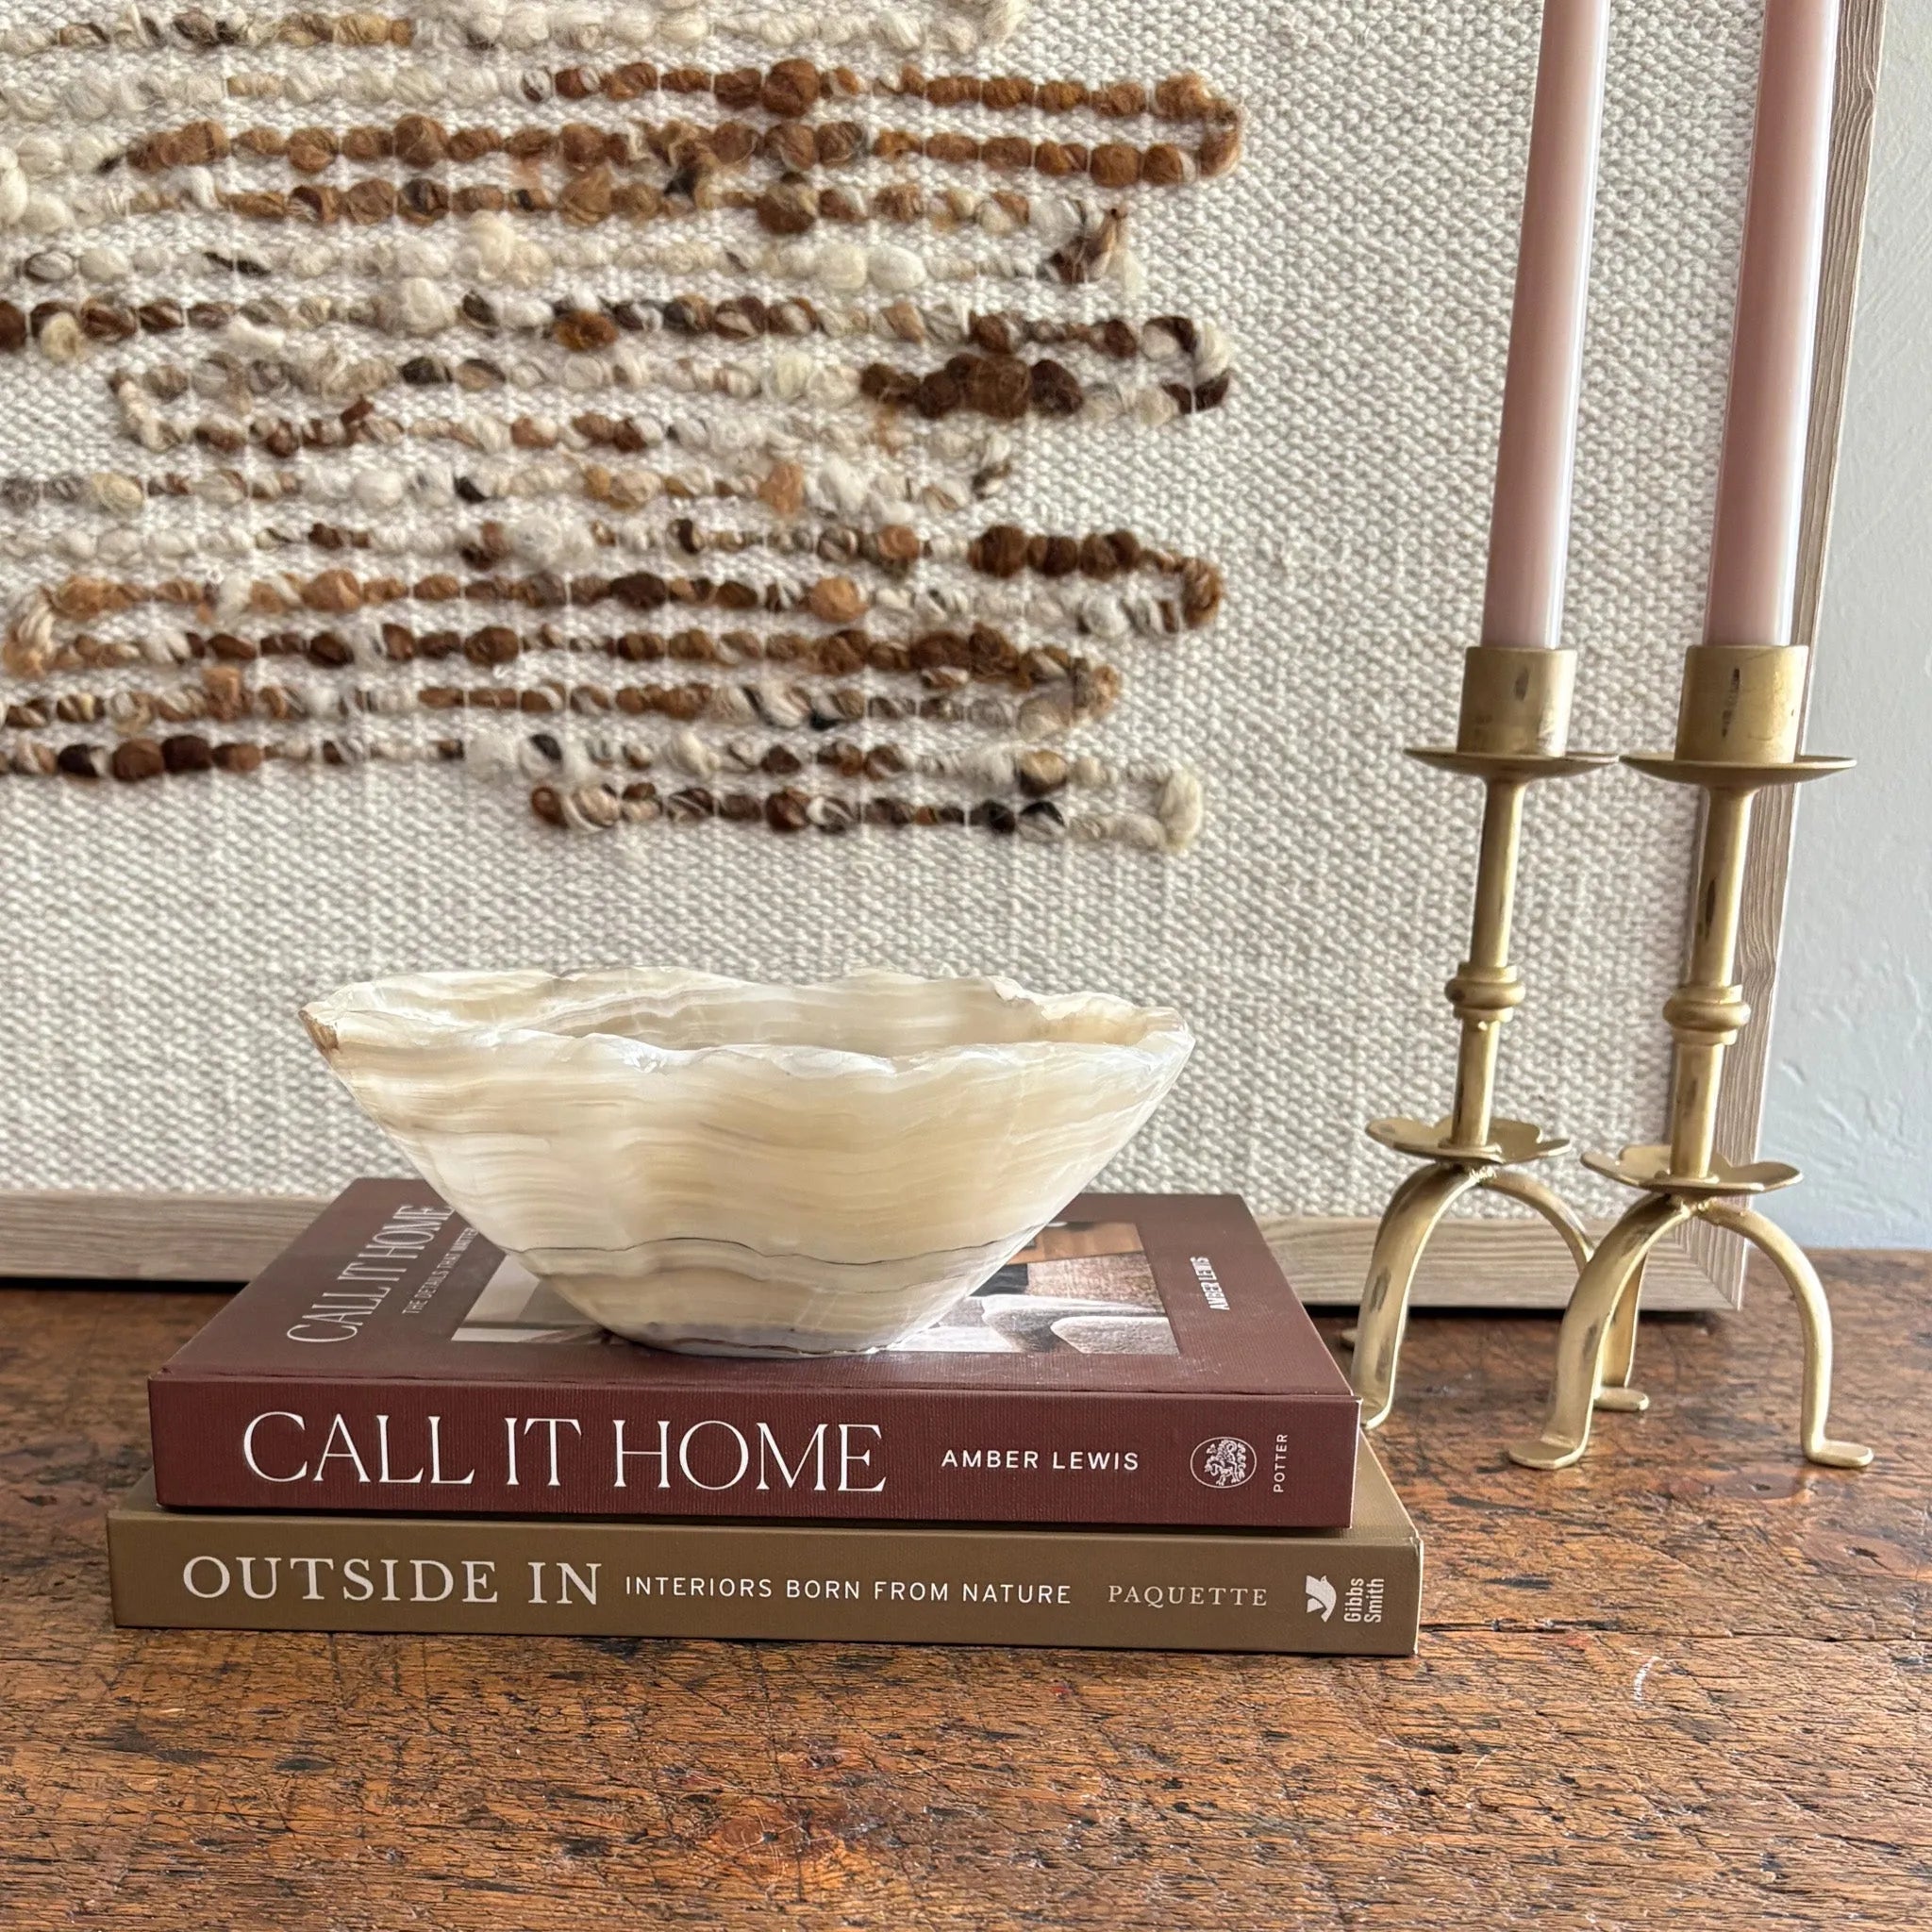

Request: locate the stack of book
(109, 1183), (1422, 1655)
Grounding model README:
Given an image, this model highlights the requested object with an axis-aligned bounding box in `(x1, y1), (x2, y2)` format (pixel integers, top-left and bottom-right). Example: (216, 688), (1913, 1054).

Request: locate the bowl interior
(327, 973), (1175, 1064)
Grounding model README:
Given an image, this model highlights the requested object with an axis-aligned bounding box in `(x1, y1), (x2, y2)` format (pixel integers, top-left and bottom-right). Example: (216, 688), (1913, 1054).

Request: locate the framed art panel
(0, 1), (1884, 1305)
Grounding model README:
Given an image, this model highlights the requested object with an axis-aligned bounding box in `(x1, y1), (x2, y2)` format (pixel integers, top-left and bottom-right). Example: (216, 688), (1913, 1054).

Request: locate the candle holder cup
(1508, 642), (1874, 1472)
(1351, 645), (1614, 1427)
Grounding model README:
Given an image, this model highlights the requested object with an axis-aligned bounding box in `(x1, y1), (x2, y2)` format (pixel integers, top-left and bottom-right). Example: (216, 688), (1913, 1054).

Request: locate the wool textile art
(0, 0), (1232, 851)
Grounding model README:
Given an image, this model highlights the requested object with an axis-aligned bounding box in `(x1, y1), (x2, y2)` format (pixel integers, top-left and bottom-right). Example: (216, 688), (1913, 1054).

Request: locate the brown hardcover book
(149, 1182), (1359, 1528)
(108, 1446), (1418, 1657)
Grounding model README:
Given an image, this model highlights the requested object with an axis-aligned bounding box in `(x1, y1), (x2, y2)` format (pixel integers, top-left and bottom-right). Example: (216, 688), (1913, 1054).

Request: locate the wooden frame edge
(1697, 0), (1887, 1306)
(0, 1191), (331, 1283)
(1265, 1213), (1729, 1312)
(0, 1191), (1737, 1310)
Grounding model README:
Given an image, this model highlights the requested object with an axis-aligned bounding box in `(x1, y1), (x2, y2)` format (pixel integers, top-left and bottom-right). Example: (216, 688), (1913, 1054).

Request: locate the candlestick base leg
(1702, 1202), (1874, 1470)
(1487, 1166), (1649, 1410)
(1509, 1191), (1874, 1472)
(1481, 1166), (1593, 1267)
(1592, 1258), (1650, 1413)
(1507, 1195), (1689, 1469)
(1352, 1164), (1484, 1430)
(1352, 1156), (1599, 1431)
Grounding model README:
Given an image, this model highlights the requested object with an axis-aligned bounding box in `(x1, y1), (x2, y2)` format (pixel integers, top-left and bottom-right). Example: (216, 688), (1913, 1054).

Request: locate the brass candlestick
(1351, 645), (1614, 1428)
(1509, 642), (1874, 1472)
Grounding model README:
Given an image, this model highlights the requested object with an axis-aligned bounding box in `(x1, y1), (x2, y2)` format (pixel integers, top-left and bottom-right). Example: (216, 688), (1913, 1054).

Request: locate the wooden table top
(3, 1254), (1926, 1930)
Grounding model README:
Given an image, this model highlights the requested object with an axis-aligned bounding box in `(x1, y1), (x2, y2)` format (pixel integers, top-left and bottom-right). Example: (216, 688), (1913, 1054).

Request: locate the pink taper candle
(1705, 0), (1840, 649)
(1480, 0), (1612, 651)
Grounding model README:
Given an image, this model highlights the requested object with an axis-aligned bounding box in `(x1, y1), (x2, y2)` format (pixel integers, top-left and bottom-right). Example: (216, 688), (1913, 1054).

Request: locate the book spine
(149, 1377), (1358, 1527)
(108, 1506), (1420, 1657)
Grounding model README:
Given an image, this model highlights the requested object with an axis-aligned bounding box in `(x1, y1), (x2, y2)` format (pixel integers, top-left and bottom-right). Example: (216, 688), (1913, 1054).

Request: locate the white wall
(1765, 8), (1932, 1246)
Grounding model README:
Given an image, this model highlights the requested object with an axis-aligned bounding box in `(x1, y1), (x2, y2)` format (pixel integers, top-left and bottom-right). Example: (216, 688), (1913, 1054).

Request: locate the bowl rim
(301, 967), (1193, 1080)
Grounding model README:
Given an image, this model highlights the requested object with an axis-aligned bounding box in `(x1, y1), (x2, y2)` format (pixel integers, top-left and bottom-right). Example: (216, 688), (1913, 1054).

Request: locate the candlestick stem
(1447, 777), (1526, 1150)
(1508, 644), (1874, 1472)
(1666, 787), (1755, 1179)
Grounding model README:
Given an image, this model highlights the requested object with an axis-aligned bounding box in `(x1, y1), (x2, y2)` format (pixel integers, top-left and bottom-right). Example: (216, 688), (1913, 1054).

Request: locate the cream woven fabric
(0, 1), (1760, 1214)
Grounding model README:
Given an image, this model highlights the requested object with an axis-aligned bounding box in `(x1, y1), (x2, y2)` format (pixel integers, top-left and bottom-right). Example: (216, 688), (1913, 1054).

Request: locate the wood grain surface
(2, 1255), (1925, 1930)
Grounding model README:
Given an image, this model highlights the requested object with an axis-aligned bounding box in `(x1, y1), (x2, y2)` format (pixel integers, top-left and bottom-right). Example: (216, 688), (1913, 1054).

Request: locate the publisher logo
(1191, 1436), (1256, 1489)
(1305, 1575), (1337, 1622)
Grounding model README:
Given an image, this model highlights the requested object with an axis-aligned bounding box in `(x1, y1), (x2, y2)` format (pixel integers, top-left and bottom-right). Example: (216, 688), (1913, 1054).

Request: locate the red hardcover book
(148, 1181), (1359, 1527)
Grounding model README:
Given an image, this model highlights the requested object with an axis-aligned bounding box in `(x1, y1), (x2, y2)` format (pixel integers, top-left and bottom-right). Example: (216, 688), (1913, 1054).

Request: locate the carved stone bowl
(301, 970), (1191, 1356)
